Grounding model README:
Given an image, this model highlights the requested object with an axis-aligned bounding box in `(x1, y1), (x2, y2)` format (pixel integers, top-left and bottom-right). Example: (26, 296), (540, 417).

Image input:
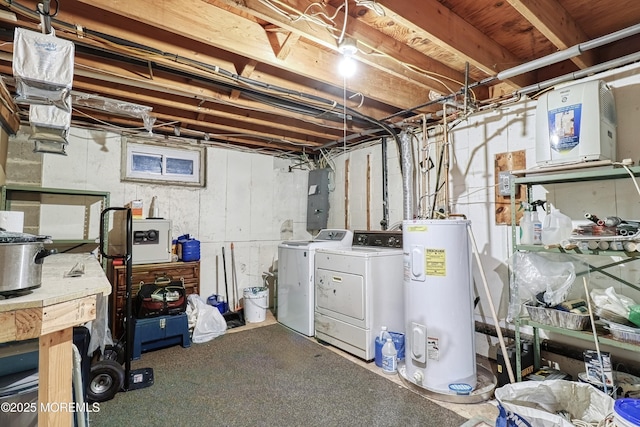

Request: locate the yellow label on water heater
(426, 249), (446, 276)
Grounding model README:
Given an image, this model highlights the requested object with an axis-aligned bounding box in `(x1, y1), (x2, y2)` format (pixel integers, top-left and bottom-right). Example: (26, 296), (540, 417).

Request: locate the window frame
(121, 137), (206, 187)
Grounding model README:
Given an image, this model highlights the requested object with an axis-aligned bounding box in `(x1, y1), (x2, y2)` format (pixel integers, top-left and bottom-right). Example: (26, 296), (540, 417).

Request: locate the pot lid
(0, 229), (51, 243)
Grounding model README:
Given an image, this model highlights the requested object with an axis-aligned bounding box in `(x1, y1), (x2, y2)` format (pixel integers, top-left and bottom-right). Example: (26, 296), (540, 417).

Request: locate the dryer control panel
(352, 230), (402, 248)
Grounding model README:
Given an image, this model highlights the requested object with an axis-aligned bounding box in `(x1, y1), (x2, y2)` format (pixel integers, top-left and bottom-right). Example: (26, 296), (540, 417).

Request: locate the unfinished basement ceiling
(0, 0), (639, 157)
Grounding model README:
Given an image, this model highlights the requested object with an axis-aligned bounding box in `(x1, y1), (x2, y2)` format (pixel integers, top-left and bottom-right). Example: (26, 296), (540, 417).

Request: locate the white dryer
(314, 231), (404, 360)
(277, 229), (353, 336)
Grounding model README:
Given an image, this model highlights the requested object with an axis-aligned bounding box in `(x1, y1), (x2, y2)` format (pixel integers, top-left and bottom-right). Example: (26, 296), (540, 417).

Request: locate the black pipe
(475, 321), (640, 378)
(6, 0), (399, 144)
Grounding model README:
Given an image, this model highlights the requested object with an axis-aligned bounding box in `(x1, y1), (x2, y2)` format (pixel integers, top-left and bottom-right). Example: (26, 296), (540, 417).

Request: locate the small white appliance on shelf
(536, 79), (616, 167)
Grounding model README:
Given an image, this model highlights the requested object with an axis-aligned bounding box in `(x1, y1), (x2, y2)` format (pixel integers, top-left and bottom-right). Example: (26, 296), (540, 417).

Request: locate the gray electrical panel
(307, 168), (330, 232)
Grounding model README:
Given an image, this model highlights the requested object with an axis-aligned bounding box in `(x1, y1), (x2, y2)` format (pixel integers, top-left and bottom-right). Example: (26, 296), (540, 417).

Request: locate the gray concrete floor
(240, 311), (500, 423)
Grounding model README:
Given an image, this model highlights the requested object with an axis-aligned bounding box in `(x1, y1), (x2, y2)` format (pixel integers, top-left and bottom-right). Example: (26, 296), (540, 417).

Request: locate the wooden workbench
(0, 253), (111, 426)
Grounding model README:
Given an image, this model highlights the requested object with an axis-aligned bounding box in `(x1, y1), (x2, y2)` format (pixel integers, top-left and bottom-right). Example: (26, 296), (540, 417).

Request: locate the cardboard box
(127, 200), (144, 219)
(583, 349), (614, 387)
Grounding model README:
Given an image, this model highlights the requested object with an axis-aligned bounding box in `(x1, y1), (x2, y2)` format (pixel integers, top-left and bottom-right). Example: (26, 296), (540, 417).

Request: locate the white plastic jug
(542, 208), (573, 246)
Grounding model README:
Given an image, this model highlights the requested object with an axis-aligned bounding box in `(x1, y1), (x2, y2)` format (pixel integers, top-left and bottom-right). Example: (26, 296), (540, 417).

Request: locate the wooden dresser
(108, 261), (200, 339)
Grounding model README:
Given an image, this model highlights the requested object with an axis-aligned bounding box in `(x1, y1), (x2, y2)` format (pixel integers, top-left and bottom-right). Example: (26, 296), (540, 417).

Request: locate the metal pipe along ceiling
(497, 23), (640, 80)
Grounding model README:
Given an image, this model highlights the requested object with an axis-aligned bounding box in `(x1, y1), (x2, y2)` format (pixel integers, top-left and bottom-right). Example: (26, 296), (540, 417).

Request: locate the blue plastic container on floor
(614, 398), (640, 427)
(207, 294), (228, 314)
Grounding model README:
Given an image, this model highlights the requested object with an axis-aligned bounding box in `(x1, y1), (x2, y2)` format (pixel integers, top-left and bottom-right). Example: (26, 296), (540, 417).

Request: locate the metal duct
(400, 130), (415, 220)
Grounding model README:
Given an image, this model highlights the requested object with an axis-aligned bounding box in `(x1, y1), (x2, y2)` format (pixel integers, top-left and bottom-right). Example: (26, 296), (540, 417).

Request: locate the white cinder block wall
(326, 62), (640, 364)
(7, 129), (312, 303)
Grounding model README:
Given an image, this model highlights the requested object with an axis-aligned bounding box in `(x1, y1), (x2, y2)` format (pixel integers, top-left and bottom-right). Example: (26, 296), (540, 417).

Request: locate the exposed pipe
(517, 50), (640, 96)
(497, 23), (640, 80)
(400, 130), (415, 220)
(37, 0), (52, 35)
(386, 22), (640, 120)
(442, 104), (450, 216)
(381, 136), (389, 230)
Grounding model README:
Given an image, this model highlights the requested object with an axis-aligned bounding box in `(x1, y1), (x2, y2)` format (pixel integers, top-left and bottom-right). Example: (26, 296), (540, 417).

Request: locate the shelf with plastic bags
(508, 165), (640, 382)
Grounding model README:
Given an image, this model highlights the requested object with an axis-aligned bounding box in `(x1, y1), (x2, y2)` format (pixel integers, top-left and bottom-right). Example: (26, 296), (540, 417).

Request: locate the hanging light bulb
(337, 37), (358, 78)
(339, 56), (357, 78)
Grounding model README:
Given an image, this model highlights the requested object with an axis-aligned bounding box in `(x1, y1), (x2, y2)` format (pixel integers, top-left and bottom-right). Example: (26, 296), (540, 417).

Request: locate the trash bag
(495, 380), (614, 427)
(186, 294), (227, 343)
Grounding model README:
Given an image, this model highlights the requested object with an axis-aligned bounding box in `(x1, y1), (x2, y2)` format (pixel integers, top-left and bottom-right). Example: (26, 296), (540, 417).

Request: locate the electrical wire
(621, 164), (640, 197)
(354, 0), (384, 16)
(258, 0), (469, 98)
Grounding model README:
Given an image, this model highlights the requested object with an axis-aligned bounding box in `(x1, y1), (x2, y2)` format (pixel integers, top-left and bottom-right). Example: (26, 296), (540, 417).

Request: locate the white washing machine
(314, 230), (404, 360)
(277, 229), (353, 336)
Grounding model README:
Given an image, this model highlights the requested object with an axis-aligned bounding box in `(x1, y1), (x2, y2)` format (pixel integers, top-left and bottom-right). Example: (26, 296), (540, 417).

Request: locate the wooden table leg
(38, 328), (73, 427)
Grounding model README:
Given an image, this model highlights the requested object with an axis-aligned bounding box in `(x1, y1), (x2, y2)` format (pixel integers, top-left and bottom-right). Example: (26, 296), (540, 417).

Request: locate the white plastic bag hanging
(12, 27), (74, 107)
(186, 294), (226, 343)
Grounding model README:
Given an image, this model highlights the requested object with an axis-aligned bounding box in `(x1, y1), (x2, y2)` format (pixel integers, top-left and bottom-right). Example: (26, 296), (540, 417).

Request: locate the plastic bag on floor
(186, 294), (226, 343)
(495, 380), (614, 427)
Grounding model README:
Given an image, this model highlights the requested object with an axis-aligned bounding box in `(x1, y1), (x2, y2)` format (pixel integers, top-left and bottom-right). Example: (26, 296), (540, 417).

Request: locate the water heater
(536, 79), (616, 166)
(402, 219), (476, 394)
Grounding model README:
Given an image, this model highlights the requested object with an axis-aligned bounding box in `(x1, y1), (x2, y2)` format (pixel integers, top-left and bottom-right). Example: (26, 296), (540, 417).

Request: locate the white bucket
(243, 287), (269, 323)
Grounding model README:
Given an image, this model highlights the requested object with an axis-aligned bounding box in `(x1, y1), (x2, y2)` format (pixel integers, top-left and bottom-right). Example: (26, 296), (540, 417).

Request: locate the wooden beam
(149, 110), (327, 147)
(39, 328), (73, 427)
(72, 0), (433, 110)
(41, 295), (96, 335)
(0, 50), (370, 135)
(230, 59), (258, 100)
(70, 111), (318, 152)
(212, 0), (474, 96)
(0, 81), (19, 133)
(2, 1), (401, 118)
(376, 0), (534, 88)
(264, 25), (301, 60)
(506, 0), (596, 69)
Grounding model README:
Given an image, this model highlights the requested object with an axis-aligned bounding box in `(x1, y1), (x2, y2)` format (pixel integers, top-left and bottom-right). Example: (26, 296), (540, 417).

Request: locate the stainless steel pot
(0, 231), (56, 294)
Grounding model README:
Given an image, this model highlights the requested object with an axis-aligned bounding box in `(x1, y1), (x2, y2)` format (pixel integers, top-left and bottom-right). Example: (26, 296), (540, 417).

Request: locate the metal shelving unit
(1, 184), (110, 269)
(509, 165), (640, 381)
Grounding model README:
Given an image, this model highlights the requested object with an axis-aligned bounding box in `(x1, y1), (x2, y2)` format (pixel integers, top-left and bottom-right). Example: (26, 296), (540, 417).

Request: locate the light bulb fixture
(339, 56), (357, 78)
(203, 132), (210, 141)
(337, 37), (358, 56)
(337, 37), (358, 78)
(173, 125), (181, 137)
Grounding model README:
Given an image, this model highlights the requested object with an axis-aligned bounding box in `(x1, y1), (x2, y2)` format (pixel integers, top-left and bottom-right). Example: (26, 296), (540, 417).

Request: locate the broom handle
(583, 277), (608, 394)
(222, 246), (230, 311)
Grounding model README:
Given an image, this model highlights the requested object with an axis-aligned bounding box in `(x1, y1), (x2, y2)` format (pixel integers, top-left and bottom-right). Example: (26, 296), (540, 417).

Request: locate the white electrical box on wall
(535, 80), (617, 167)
